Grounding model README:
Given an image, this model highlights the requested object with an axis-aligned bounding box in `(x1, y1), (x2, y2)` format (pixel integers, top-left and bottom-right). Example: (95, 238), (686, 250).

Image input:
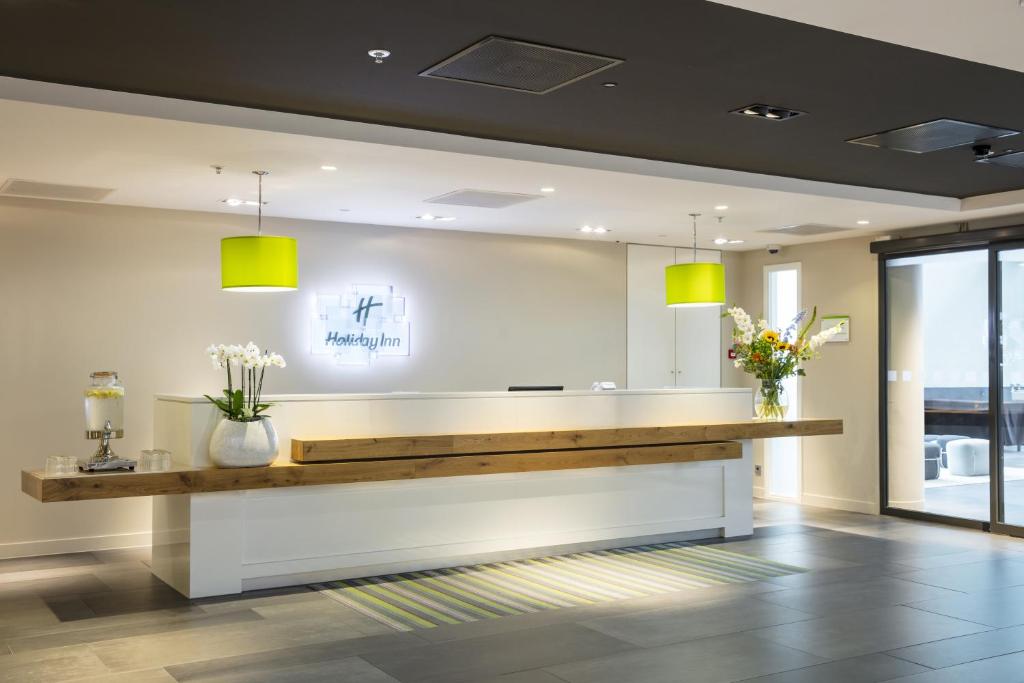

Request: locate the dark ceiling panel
(3, 0), (1024, 198)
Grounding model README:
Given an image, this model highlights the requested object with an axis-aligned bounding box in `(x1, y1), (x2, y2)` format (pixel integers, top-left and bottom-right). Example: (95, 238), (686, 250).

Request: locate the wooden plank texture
(23, 441), (741, 503)
(291, 418), (843, 462)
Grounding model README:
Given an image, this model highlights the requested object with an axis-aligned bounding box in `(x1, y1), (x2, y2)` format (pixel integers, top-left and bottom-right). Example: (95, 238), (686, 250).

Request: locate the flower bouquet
(725, 307), (845, 420)
(203, 343), (287, 467)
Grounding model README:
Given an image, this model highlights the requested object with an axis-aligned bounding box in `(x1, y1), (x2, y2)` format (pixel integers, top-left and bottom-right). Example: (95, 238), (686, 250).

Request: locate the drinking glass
(44, 455), (79, 476)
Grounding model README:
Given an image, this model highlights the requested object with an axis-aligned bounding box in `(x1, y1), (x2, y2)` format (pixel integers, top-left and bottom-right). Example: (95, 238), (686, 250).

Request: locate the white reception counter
(149, 388), (760, 597)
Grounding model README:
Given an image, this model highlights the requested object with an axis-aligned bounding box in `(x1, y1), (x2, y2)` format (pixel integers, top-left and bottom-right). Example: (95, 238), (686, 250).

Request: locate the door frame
(763, 261), (803, 502)
(873, 225), (1024, 534)
(989, 241), (1024, 538)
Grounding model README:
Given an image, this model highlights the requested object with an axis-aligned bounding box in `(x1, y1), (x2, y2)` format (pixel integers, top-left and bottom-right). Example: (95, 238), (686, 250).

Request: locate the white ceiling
(710, 0), (1024, 74)
(2, 80), (1024, 251)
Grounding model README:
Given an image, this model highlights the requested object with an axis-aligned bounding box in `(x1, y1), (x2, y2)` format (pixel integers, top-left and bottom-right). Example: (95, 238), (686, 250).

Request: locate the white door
(674, 247), (722, 388)
(764, 263), (802, 500)
(627, 245), (677, 388)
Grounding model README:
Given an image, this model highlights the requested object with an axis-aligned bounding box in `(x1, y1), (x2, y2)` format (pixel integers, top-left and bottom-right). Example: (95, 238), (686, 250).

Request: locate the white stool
(946, 438), (990, 476)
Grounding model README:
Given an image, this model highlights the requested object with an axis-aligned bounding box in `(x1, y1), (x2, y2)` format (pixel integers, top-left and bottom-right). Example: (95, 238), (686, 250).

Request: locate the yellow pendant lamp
(665, 212), (725, 307)
(221, 170), (298, 292)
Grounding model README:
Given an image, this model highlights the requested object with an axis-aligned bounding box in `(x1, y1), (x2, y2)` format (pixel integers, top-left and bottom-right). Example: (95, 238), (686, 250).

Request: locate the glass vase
(755, 380), (788, 421)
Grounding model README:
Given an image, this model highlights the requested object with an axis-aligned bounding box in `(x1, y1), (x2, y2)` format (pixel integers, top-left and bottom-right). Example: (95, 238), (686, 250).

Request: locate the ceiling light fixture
(221, 171), (298, 292)
(857, 219), (871, 225)
(540, 187), (555, 193)
(714, 237), (729, 245)
(594, 226), (608, 234)
(714, 205), (729, 211)
(222, 198), (263, 207)
(731, 103), (805, 121)
(579, 225), (593, 233)
(665, 213), (726, 308)
(602, 82), (618, 88)
(727, 239), (745, 245)
(321, 165), (337, 171)
(368, 49), (391, 64)
(417, 214), (456, 221)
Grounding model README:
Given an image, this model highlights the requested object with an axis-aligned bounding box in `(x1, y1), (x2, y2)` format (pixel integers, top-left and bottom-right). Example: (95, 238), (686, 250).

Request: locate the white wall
(724, 237), (879, 514)
(0, 197), (626, 557)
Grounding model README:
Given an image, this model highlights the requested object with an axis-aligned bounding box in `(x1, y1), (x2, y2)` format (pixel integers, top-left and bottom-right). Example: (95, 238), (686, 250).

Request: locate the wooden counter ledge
(291, 418), (843, 462)
(23, 441), (740, 502)
(22, 418), (842, 503)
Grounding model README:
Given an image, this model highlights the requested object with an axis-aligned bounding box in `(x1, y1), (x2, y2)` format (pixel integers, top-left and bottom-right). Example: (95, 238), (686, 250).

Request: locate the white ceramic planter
(208, 417), (279, 468)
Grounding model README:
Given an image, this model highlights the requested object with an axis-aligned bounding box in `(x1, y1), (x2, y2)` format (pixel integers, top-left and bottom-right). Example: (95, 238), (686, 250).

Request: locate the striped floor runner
(317, 542), (805, 631)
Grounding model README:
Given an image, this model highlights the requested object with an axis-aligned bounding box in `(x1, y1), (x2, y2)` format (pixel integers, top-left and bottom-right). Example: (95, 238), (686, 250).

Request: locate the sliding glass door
(880, 239), (1024, 535)
(883, 249), (991, 524)
(994, 246), (1024, 534)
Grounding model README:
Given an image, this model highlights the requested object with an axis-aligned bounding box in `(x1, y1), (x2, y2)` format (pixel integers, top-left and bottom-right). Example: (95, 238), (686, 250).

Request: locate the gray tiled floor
(7, 502), (1024, 682)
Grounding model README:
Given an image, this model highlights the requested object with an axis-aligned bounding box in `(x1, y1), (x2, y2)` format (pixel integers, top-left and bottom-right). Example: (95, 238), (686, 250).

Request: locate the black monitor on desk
(507, 386), (564, 392)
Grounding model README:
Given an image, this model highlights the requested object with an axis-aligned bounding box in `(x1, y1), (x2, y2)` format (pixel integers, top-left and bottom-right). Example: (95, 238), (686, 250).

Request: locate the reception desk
(22, 389), (842, 597)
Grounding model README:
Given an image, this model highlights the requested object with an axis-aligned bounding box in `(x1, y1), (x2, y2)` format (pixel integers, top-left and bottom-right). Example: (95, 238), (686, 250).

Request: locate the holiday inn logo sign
(312, 285), (410, 366)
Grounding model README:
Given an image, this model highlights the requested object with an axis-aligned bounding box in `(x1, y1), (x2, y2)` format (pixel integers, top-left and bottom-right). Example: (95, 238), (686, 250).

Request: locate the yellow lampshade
(221, 236), (298, 292)
(665, 262), (725, 307)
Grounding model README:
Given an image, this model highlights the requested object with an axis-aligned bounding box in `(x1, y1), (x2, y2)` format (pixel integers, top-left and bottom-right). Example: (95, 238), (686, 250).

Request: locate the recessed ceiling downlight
(731, 103), (805, 121)
(222, 198), (263, 207)
(417, 214), (456, 222)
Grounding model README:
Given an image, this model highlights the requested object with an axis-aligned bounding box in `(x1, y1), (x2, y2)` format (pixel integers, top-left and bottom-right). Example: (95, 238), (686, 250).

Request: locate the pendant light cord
(689, 213), (701, 263)
(253, 169), (268, 237)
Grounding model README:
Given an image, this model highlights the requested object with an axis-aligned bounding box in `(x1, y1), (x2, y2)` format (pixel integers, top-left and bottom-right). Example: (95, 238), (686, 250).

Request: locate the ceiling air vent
(425, 189), (544, 209)
(0, 178), (115, 202)
(847, 118), (1019, 154)
(759, 224), (854, 236)
(420, 36), (622, 94)
(977, 150), (1024, 169)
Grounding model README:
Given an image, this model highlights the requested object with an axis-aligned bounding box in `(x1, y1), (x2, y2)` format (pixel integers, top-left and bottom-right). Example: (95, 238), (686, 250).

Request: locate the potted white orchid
(204, 343), (287, 468)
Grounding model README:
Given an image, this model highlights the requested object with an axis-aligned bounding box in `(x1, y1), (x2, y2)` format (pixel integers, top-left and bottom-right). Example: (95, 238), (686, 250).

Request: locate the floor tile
(165, 632), (424, 681)
(749, 604), (990, 659)
(581, 597), (814, 647)
(735, 653), (928, 682)
(180, 655), (399, 683)
(78, 585), (192, 618)
(904, 583), (1024, 627)
(894, 558), (1024, 592)
(0, 644), (109, 682)
(546, 632), (825, 683)
(0, 554), (99, 575)
(880, 649), (1024, 682)
(66, 670), (176, 682)
(484, 671), (568, 683)
(894, 549), (1024, 570)
(755, 576), (963, 616)
(764, 562), (913, 589)
(363, 623), (634, 683)
(6, 608), (263, 653)
(887, 623), (1024, 668)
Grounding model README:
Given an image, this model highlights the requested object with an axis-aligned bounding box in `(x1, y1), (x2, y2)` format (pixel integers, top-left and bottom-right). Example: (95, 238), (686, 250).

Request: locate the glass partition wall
(880, 234), (1024, 535)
